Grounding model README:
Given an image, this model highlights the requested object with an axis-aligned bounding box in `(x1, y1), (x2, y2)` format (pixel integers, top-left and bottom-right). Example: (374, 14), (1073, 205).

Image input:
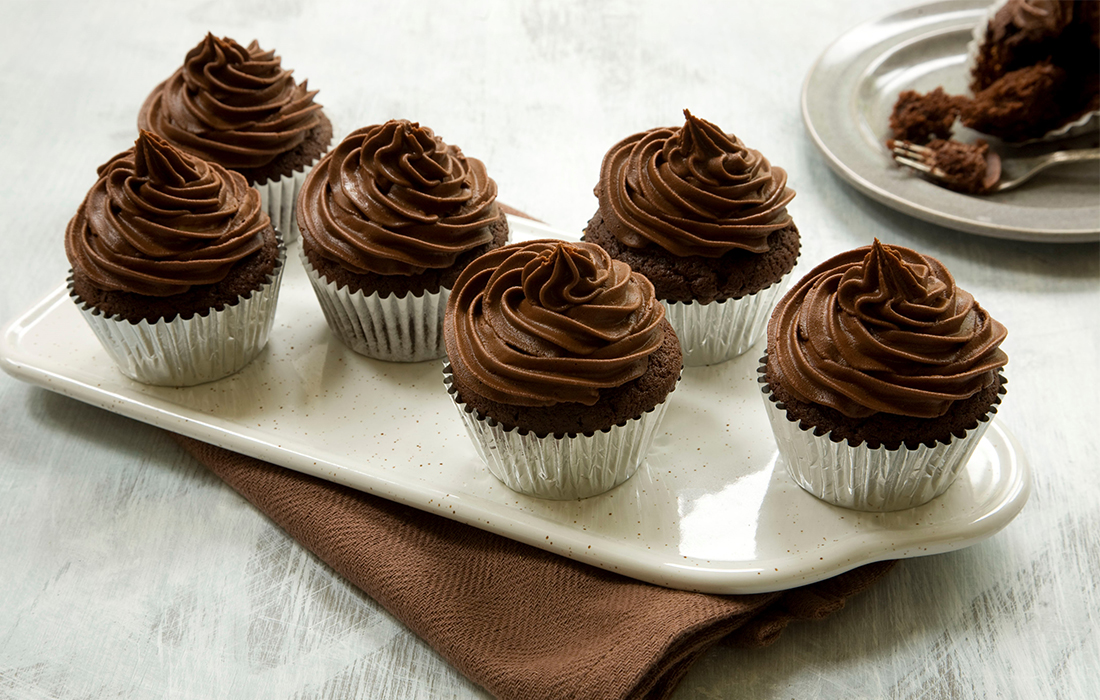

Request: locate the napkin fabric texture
(171, 434), (895, 700)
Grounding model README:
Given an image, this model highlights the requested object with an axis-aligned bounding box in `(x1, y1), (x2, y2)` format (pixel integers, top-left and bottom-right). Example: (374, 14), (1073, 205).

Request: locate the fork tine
(894, 155), (953, 183)
(892, 146), (920, 161)
(893, 155), (933, 173)
(891, 141), (931, 159)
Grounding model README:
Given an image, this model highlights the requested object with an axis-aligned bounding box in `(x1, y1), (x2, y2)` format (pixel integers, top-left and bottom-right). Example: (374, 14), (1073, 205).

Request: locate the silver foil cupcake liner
(301, 249), (448, 362)
(663, 273), (789, 366)
(69, 237), (286, 387)
(443, 364), (673, 500)
(965, 0), (1099, 144)
(255, 165), (313, 243)
(759, 370), (1000, 511)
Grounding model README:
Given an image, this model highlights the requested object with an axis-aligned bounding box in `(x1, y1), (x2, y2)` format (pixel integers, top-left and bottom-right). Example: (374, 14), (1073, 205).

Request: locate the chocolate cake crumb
(923, 139), (1000, 194)
(889, 87), (966, 144)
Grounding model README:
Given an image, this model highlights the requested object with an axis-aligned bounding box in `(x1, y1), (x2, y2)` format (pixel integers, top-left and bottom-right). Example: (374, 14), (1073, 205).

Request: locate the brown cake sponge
(920, 139), (999, 194)
(70, 226), (281, 324)
(889, 87), (966, 144)
(449, 321), (682, 438)
(583, 207), (800, 305)
(961, 62), (1070, 142)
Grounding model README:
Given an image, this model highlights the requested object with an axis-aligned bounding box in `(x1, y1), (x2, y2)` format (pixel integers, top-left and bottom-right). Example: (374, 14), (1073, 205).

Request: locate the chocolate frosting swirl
(298, 120), (504, 276)
(596, 109), (795, 258)
(138, 34), (323, 169)
(65, 130), (268, 297)
(445, 240), (667, 407)
(768, 241), (1008, 419)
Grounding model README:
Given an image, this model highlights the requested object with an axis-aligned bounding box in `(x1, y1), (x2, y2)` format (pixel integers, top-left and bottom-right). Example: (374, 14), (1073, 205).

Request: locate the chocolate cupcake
(444, 240), (681, 499)
(297, 119), (508, 362)
(584, 110), (800, 366)
(760, 240), (1008, 511)
(66, 130), (285, 386)
(964, 0), (1099, 142)
(138, 33), (332, 239)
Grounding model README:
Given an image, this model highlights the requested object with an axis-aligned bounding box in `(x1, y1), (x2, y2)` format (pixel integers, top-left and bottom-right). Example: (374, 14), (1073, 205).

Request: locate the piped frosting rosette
(444, 240), (678, 499)
(598, 109), (795, 257)
(298, 120), (506, 362)
(595, 110), (798, 365)
(66, 131), (284, 386)
(761, 240), (1008, 510)
(139, 34), (330, 238)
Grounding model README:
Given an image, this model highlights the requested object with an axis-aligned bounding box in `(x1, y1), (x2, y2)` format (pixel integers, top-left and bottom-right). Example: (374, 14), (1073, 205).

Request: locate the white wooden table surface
(2, 1), (1097, 698)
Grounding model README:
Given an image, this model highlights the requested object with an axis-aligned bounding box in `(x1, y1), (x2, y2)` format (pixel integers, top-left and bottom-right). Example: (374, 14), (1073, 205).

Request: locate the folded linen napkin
(171, 433), (894, 700)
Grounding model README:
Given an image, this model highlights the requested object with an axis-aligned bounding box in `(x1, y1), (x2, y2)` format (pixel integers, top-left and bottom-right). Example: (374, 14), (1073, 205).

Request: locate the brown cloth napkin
(171, 433), (895, 700)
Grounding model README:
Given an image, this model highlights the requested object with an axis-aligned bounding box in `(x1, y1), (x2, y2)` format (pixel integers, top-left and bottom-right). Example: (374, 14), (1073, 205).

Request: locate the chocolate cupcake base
(300, 248), (449, 363)
(255, 165), (311, 243)
(444, 364), (676, 500)
(300, 218), (510, 299)
(759, 357), (1007, 511)
(446, 324), (682, 437)
(69, 236), (286, 387)
(662, 273), (789, 366)
(583, 208), (800, 304)
(248, 115), (332, 242)
(584, 210), (798, 366)
(70, 227), (282, 324)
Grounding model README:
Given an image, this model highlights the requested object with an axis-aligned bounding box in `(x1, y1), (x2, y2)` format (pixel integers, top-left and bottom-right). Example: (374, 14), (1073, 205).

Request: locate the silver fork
(891, 141), (1100, 193)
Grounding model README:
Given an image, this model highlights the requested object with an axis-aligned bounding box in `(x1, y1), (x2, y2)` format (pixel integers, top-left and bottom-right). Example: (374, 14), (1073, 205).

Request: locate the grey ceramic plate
(802, 0), (1100, 242)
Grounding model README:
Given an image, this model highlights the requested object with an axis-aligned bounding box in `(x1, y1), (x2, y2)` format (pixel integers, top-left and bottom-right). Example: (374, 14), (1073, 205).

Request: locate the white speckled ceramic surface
(802, 0), (1100, 242)
(0, 216), (1030, 594)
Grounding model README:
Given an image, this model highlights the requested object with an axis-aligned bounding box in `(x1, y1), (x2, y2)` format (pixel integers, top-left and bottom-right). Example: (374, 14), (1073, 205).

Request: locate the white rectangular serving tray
(1, 216), (1030, 594)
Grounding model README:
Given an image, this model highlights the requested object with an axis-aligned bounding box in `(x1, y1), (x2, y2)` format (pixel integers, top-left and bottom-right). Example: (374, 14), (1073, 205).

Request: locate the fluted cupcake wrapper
(663, 273), (789, 367)
(443, 364), (673, 500)
(255, 164), (313, 243)
(301, 249), (448, 363)
(759, 378), (995, 512)
(965, 0), (1099, 144)
(69, 239), (286, 387)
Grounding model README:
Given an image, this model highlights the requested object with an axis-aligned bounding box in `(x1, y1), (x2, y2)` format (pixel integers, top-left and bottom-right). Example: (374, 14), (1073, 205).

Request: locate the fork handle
(1000, 147), (1100, 192)
(1047, 148), (1100, 166)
